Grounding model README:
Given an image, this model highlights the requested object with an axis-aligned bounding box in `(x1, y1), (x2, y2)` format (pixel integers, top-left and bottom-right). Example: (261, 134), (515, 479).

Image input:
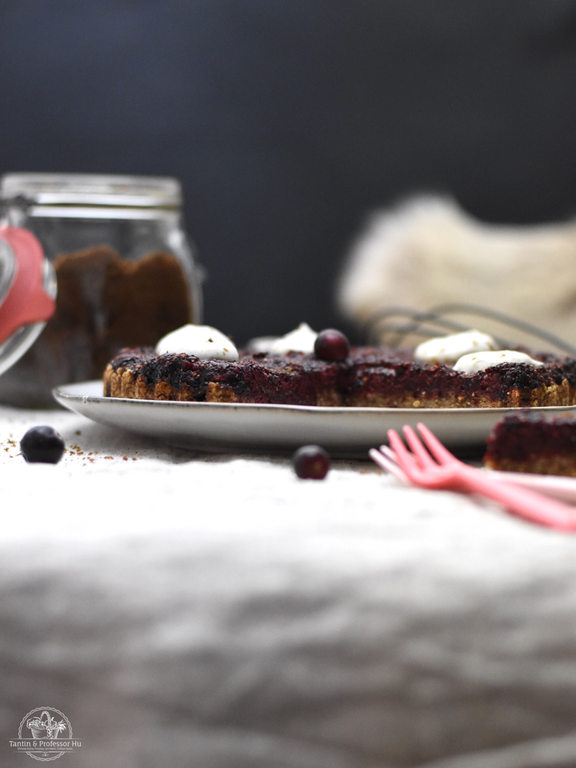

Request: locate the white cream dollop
(453, 349), (544, 373)
(268, 322), (318, 354)
(155, 324), (239, 361)
(414, 330), (497, 364)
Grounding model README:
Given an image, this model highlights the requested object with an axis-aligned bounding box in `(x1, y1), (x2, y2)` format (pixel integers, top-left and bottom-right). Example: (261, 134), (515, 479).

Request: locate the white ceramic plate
(53, 380), (576, 458)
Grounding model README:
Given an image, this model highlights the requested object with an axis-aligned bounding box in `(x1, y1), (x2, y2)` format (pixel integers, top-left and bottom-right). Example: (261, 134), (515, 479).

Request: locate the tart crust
(103, 347), (576, 409)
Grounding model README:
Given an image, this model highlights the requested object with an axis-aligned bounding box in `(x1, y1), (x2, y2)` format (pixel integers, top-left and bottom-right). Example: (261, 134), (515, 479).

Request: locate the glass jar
(0, 173), (203, 407)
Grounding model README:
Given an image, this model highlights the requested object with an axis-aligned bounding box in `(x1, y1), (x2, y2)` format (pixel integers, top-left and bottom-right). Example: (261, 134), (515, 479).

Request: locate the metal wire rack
(365, 302), (576, 357)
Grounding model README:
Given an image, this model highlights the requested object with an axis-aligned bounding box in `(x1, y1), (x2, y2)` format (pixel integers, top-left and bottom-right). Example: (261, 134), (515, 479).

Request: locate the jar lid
(0, 173), (182, 209)
(0, 226), (56, 376)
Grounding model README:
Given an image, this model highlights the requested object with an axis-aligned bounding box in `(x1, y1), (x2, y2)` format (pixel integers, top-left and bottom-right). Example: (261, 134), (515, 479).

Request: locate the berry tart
(103, 324), (576, 409)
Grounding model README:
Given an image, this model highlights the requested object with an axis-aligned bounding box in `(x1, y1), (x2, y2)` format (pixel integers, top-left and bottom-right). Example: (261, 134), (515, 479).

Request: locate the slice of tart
(346, 354), (576, 408)
(484, 411), (576, 476)
(103, 347), (345, 406)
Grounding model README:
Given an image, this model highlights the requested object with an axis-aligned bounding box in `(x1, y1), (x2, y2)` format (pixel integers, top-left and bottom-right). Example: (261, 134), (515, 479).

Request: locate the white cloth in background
(338, 196), (576, 348)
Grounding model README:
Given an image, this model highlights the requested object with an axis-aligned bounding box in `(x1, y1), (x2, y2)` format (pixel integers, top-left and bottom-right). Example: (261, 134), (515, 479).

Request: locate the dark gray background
(2, 0), (576, 345)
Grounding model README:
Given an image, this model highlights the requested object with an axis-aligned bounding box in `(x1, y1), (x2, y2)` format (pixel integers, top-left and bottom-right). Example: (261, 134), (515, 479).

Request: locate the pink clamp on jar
(0, 225), (56, 378)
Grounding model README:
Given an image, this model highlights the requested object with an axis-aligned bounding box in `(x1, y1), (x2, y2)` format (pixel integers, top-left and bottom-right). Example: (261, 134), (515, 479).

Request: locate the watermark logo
(9, 707), (81, 761)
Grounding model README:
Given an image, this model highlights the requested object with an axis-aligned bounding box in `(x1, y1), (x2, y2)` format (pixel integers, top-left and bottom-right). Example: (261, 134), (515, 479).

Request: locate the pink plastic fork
(369, 422), (576, 531)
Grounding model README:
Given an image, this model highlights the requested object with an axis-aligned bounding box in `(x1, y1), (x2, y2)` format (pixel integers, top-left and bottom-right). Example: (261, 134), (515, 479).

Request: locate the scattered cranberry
(314, 329), (350, 361)
(292, 445), (330, 479)
(20, 426), (65, 464)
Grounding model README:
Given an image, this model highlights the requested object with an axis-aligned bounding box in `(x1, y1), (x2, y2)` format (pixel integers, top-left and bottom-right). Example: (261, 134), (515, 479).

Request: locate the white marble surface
(1, 404), (576, 768)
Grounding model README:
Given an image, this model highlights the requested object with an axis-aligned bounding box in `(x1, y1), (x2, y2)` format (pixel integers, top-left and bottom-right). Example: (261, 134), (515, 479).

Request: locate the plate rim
(53, 381), (576, 457)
